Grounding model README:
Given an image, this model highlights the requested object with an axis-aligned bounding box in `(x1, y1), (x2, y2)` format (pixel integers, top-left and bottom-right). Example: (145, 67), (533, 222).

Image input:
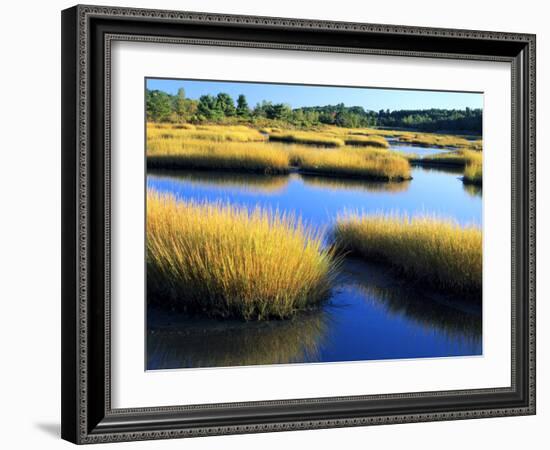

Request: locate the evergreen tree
(197, 94), (224, 120)
(236, 94), (250, 117)
(216, 93), (236, 116)
(146, 90), (172, 122)
(174, 88), (187, 121)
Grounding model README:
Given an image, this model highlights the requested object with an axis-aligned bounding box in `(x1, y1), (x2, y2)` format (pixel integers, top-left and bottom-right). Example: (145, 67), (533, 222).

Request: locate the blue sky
(146, 78), (483, 111)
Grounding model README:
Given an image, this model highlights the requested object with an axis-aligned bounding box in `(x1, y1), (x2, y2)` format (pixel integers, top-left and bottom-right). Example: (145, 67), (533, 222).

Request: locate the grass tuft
(268, 131), (345, 147)
(410, 149), (482, 167)
(397, 132), (478, 149)
(289, 147), (411, 181)
(463, 161), (482, 185)
(147, 139), (290, 174)
(147, 192), (339, 320)
(344, 135), (389, 148)
(147, 122), (266, 143)
(334, 213), (482, 293)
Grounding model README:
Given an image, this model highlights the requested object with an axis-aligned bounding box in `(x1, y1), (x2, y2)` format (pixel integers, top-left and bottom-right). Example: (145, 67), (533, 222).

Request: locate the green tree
(236, 94), (250, 117)
(197, 94), (224, 120)
(174, 87), (187, 121)
(272, 103), (292, 121)
(146, 90), (172, 122)
(253, 101), (272, 118)
(216, 93), (236, 116)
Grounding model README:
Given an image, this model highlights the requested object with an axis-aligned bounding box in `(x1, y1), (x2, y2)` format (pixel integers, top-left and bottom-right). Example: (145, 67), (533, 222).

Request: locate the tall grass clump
(467, 139), (483, 151)
(324, 126), (397, 138)
(344, 135), (389, 148)
(463, 161), (482, 185)
(397, 132), (475, 148)
(289, 147), (411, 181)
(147, 122), (266, 143)
(334, 213), (482, 294)
(147, 139), (290, 174)
(147, 193), (338, 320)
(268, 131), (345, 147)
(411, 149), (482, 168)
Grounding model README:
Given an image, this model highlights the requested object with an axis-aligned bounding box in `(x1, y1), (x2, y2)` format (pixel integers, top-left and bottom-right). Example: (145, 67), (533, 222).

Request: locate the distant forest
(146, 88), (482, 134)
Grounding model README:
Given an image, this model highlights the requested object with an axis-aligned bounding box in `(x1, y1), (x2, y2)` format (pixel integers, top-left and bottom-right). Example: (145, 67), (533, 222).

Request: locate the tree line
(146, 88), (482, 133)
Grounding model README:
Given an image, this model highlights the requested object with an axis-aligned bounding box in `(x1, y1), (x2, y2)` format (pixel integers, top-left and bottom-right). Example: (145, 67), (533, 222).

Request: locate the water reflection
(412, 164), (464, 175)
(148, 169), (290, 194)
(463, 183), (483, 198)
(301, 174), (411, 193)
(388, 141), (453, 157)
(357, 284), (481, 340)
(342, 258), (482, 342)
(147, 258), (481, 370)
(147, 307), (329, 369)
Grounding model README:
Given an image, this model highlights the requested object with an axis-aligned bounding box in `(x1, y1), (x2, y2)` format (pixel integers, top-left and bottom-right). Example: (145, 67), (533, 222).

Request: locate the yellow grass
(334, 213), (482, 293)
(344, 135), (389, 148)
(147, 124), (411, 181)
(327, 127), (482, 151)
(412, 149), (482, 167)
(288, 147), (411, 181)
(323, 126), (398, 138)
(268, 131), (345, 147)
(463, 183), (482, 197)
(147, 138), (290, 174)
(147, 122), (266, 143)
(147, 192), (339, 320)
(463, 160), (483, 185)
(467, 139), (483, 151)
(415, 149), (483, 186)
(267, 127), (389, 148)
(397, 132), (476, 148)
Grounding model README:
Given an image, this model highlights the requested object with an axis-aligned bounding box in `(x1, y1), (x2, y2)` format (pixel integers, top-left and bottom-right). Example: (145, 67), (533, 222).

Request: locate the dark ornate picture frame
(61, 4), (536, 444)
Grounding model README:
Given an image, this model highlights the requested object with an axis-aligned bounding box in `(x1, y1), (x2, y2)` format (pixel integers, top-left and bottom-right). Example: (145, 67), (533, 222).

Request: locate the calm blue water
(147, 167), (481, 227)
(386, 138), (457, 157)
(146, 157), (482, 370)
(390, 143), (453, 157)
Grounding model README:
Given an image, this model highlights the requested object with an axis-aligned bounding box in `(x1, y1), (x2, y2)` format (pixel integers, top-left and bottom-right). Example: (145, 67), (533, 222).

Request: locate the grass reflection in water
(301, 174), (411, 193)
(336, 258), (481, 345)
(147, 308), (329, 369)
(148, 169), (290, 194)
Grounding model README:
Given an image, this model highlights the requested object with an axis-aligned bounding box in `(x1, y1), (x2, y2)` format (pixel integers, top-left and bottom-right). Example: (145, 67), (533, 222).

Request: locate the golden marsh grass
(397, 132), (477, 149)
(289, 147), (411, 181)
(147, 123), (412, 181)
(147, 192), (339, 320)
(334, 213), (482, 293)
(344, 135), (389, 148)
(147, 139), (290, 173)
(463, 160), (483, 185)
(147, 122), (266, 143)
(268, 131), (345, 147)
(412, 149), (482, 167)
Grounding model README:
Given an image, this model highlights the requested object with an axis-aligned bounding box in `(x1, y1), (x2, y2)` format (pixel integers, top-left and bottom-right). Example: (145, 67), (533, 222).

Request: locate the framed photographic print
(61, 4), (536, 444)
